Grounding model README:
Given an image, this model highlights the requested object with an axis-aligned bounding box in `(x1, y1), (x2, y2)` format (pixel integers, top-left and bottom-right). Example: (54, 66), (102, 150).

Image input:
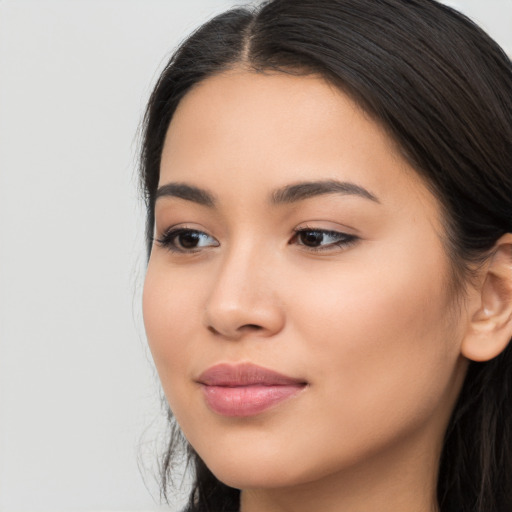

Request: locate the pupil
(301, 231), (323, 246)
(180, 232), (200, 248)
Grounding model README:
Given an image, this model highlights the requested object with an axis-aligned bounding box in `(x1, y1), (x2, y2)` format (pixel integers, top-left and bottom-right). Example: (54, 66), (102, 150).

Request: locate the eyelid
(294, 220), (359, 234)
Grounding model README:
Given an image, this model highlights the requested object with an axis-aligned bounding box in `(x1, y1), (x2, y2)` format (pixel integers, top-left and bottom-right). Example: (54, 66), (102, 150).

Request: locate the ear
(461, 233), (512, 362)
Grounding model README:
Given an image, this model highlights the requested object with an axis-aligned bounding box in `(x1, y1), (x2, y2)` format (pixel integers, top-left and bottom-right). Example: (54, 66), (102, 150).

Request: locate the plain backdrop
(0, 1), (510, 511)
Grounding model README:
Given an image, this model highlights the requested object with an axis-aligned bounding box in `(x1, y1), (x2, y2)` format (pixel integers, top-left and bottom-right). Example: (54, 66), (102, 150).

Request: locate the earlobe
(461, 234), (512, 362)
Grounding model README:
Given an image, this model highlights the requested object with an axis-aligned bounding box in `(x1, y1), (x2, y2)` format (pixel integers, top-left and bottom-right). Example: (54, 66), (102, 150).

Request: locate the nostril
(242, 324), (263, 331)
(207, 323), (263, 337)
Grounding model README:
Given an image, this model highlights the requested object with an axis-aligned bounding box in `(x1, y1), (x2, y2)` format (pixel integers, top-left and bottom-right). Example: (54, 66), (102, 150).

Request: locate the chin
(195, 438), (344, 491)
(206, 459), (307, 490)
(191, 437), (305, 489)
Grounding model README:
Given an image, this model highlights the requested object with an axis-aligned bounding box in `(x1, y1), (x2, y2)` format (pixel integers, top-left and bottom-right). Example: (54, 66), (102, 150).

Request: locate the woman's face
(143, 71), (469, 491)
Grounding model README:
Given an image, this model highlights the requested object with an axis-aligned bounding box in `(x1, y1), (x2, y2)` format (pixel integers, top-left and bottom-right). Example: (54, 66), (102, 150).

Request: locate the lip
(197, 363), (307, 417)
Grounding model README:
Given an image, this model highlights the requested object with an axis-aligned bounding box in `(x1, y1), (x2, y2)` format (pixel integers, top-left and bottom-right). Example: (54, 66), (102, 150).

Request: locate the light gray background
(0, 1), (510, 511)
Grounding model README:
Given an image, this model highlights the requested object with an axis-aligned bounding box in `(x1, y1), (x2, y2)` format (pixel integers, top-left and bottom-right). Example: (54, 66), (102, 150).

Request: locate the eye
(291, 228), (358, 251)
(155, 228), (219, 253)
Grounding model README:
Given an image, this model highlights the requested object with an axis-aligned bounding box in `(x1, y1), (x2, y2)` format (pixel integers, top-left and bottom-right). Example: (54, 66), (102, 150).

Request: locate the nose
(203, 245), (285, 340)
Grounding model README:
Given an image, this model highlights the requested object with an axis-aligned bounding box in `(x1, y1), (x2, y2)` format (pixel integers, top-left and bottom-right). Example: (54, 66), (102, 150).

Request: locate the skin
(143, 70), (474, 512)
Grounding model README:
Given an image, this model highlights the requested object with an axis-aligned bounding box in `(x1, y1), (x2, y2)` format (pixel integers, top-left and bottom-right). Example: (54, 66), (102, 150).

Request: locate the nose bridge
(204, 235), (284, 339)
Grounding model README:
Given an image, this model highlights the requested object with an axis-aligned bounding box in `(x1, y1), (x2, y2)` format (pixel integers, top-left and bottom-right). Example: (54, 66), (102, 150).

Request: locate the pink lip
(197, 363), (307, 417)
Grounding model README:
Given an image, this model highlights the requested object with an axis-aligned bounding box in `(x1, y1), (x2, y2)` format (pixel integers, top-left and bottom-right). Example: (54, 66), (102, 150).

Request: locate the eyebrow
(155, 183), (216, 207)
(271, 180), (380, 204)
(155, 179), (380, 208)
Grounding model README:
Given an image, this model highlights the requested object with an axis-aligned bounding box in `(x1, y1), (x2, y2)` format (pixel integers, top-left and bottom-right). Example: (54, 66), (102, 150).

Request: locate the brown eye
(292, 229), (359, 251)
(156, 228), (219, 252)
(178, 231), (203, 249)
(298, 230), (326, 247)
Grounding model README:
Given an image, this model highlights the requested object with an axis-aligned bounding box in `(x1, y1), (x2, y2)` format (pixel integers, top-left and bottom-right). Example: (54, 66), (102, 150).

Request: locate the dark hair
(139, 1), (512, 511)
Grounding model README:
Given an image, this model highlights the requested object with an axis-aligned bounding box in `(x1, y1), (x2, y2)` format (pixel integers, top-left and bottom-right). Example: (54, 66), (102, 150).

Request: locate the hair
(139, 1), (512, 511)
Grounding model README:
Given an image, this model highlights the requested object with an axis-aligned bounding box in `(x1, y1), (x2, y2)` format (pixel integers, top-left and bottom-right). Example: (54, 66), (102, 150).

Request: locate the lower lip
(201, 384), (305, 417)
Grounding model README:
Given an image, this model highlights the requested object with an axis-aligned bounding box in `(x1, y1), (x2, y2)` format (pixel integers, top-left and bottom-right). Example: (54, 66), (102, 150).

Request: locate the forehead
(160, 70), (438, 219)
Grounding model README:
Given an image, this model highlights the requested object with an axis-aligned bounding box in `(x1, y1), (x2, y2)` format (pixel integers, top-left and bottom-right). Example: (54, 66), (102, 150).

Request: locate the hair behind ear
(438, 341), (512, 511)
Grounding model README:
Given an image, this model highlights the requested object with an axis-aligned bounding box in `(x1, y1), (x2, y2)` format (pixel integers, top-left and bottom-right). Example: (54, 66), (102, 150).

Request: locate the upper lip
(197, 363), (306, 387)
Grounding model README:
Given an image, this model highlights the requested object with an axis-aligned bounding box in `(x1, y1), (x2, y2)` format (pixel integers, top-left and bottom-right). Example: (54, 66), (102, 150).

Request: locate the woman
(140, 1), (512, 511)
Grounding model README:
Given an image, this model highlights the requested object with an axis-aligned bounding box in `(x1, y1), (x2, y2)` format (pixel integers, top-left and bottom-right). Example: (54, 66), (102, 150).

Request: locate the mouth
(197, 363), (308, 417)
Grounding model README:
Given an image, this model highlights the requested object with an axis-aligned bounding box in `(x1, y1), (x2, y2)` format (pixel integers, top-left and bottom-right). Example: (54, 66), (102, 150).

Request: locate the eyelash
(155, 227), (359, 253)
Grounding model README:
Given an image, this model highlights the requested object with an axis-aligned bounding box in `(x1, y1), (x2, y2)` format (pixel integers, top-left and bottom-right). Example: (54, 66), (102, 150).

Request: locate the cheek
(142, 260), (204, 388)
(288, 241), (460, 433)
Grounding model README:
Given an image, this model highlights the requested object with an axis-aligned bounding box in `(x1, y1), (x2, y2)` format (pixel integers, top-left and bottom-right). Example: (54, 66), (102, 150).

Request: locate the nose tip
(205, 301), (285, 340)
(204, 276), (285, 340)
